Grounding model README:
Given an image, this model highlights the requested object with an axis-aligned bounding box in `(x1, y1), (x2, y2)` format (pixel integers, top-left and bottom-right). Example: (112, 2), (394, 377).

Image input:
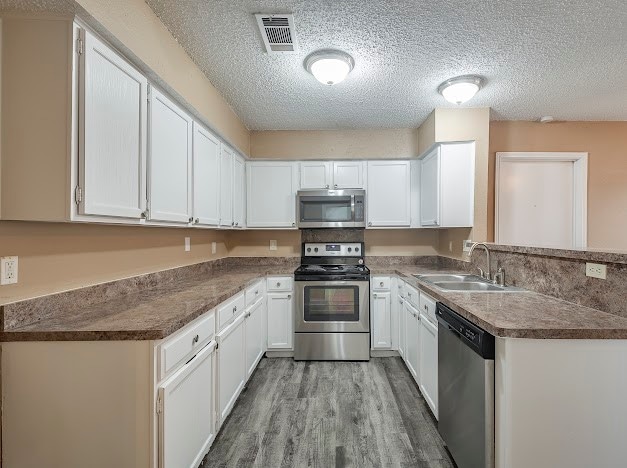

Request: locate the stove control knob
(348, 247), (352, 252)
(355, 247), (360, 252)
(314, 247), (319, 253)
(306, 247), (311, 253)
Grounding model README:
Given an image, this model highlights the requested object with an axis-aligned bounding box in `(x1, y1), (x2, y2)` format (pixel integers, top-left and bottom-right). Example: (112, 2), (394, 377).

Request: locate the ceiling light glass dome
(305, 50), (355, 86)
(438, 75), (484, 104)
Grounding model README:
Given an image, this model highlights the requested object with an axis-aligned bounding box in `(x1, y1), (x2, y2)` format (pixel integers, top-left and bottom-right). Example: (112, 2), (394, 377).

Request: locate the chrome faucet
(468, 242), (492, 281)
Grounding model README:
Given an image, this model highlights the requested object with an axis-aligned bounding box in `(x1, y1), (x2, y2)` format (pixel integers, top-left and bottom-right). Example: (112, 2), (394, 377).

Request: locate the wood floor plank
(204, 357), (455, 468)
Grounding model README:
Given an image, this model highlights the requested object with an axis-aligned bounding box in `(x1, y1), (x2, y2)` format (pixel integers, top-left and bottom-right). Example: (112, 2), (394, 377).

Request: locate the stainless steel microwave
(296, 189), (366, 228)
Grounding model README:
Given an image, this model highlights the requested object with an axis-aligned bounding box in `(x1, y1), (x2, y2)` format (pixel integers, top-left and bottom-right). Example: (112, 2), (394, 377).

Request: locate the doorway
(495, 152), (588, 249)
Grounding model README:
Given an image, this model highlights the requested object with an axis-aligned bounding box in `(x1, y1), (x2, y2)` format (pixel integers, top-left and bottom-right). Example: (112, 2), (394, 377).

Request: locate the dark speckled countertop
(3, 260), (627, 342)
(0, 265), (295, 342)
(371, 266), (627, 339)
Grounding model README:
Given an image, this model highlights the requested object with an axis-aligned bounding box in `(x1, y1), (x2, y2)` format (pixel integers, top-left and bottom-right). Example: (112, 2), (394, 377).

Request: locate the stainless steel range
(293, 242), (370, 361)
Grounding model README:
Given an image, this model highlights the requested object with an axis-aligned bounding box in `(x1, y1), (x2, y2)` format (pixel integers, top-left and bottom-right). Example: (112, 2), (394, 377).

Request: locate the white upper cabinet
(232, 155), (246, 228)
(420, 142), (475, 228)
(219, 146), (234, 227)
(247, 162), (299, 228)
(300, 161), (332, 189)
(148, 87), (193, 223)
(79, 29), (148, 219)
(299, 161), (364, 189)
(366, 161), (411, 227)
(192, 123), (220, 226)
(333, 161), (364, 188)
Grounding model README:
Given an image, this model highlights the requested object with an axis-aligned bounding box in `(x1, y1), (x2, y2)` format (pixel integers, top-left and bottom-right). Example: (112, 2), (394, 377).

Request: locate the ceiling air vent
(254, 13), (298, 54)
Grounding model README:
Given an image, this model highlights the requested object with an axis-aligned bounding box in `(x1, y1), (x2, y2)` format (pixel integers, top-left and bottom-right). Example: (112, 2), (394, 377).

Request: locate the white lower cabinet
(245, 298), (266, 378)
(419, 313), (438, 419)
(371, 291), (392, 349)
(404, 300), (421, 383)
(267, 292), (293, 349)
(158, 341), (216, 468)
(216, 313), (246, 424)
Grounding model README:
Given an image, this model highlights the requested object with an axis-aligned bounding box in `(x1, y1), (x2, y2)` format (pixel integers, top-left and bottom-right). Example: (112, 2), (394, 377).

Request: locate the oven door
(295, 280), (370, 333)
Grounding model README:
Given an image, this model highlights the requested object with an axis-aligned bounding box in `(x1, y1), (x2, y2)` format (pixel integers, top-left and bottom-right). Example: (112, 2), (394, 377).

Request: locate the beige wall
(73, 0), (250, 154)
(489, 121), (627, 251)
(0, 222), (227, 304)
(227, 230), (301, 258)
(250, 128), (419, 159)
(365, 230), (439, 256)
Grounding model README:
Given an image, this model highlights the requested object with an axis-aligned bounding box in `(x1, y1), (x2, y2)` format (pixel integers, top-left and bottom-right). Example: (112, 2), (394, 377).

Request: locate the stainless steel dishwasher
(436, 302), (495, 468)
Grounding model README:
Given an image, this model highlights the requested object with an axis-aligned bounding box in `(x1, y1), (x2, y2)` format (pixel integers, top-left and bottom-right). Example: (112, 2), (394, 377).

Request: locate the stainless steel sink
(432, 281), (505, 291)
(414, 274), (486, 283)
(413, 274), (524, 292)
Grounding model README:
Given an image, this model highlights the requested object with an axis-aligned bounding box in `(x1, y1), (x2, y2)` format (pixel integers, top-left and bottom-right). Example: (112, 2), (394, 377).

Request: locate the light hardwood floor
(203, 357), (455, 468)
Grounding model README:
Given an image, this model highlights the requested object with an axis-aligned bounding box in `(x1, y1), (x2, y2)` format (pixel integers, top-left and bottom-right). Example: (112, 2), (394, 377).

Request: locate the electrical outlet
(1, 256), (18, 285)
(586, 263), (607, 280)
(269, 240), (277, 251)
(211, 242), (217, 254)
(184, 237), (191, 252)
(463, 240), (473, 252)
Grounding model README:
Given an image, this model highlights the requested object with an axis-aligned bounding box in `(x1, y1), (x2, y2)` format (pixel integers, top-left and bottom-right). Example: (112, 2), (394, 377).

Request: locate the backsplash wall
(467, 246), (627, 318)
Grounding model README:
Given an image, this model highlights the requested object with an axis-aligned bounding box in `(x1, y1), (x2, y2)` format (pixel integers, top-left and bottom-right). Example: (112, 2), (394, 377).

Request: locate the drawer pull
(276, 282), (281, 287)
(233, 306), (237, 313)
(192, 334), (199, 344)
(288, 294), (292, 299)
(424, 305), (428, 310)
(255, 290), (259, 295)
(379, 281), (384, 287)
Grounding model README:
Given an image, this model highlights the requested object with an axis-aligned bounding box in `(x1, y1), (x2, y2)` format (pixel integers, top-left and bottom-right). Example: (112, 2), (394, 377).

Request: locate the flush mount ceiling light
(437, 75), (484, 104)
(304, 49), (354, 86)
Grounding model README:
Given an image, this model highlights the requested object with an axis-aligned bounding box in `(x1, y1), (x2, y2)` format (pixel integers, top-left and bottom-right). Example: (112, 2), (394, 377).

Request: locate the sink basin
(432, 281), (505, 291)
(414, 274), (485, 283)
(413, 273), (525, 292)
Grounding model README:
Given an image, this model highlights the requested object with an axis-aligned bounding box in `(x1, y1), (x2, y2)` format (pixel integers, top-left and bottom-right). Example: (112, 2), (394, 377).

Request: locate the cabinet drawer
(159, 311), (215, 380)
(406, 284), (419, 307)
(372, 276), (391, 291)
(419, 291), (437, 323)
(398, 279), (406, 298)
(218, 292), (246, 331)
(245, 280), (264, 306)
(266, 276), (293, 292)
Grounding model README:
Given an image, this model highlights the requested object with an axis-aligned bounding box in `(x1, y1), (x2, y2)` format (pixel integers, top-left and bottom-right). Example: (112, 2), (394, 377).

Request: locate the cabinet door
(232, 155), (246, 228)
(247, 162), (298, 228)
(366, 161), (411, 227)
(420, 147), (440, 227)
(219, 146), (233, 226)
(245, 299), (265, 378)
(267, 293), (293, 349)
(79, 29), (147, 219)
(148, 87), (193, 223)
(419, 314), (438, 419)
(158, 341), (216, 468)
(398, 298), (406, 358)
(192, 123), (220, 226)
(333, 161), (364, 189)
(216, 314), (245, 422)
(300, 161), (332, 189)
(371, 291), (391, 349)
(405, 302), (420, 381)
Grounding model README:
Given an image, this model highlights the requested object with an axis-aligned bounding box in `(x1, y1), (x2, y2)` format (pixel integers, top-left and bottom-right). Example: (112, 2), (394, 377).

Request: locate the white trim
(495, 152), (588, 249)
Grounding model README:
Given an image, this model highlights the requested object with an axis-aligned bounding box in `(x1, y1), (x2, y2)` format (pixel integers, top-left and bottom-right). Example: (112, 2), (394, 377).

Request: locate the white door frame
(495, 152), (588, 249)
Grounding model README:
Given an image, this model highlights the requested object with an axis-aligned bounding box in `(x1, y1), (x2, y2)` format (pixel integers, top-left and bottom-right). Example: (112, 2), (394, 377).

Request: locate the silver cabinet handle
(231, 221), (235, 226)
(287, 294), (292, 299)
(233, 306), (237, 313)
(334, 184), (338, 188)
(424, 304), (428, 310)
(255, 290), (259, 295)
(194, 218), (199, 224)
(368, 222), (372, 226)
(277, 282), (281, 287)
(379, 281), (384, 287)
(192, 334), (199, 344)
(141, 211), (148, 219)
(188, 217), (193, 223)
(373, 293), (378, 298)
(325, 184), (329, 189)
(292, 222), (295, 227)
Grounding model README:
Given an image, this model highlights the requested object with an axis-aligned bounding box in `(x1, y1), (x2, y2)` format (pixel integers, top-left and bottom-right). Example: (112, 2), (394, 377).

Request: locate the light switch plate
(463, 240), (473, 252)
(586, 263), (606, 279)
(1, 256), (18, 285)
(269, 240), (277, 251)
(184, 237), (191, 252)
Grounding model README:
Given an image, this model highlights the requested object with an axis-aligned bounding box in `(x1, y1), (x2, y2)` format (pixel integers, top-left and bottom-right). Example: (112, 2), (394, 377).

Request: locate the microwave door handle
(351, 195), (355, 221)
